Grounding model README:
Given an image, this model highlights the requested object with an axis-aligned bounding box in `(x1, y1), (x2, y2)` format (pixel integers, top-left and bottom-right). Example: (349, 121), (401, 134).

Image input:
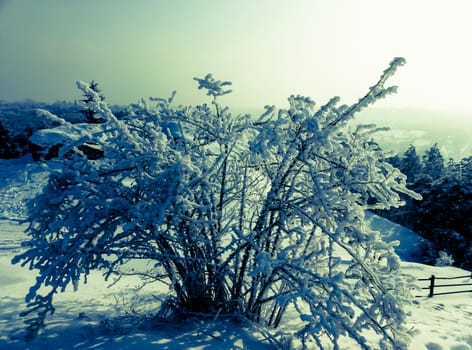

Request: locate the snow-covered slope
(365, 211), (428, 263)
(0, 155), (48, 221)
(0, 156), (471, 349)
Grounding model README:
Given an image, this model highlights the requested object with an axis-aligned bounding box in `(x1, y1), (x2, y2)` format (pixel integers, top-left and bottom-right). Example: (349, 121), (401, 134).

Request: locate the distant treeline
(376, 144), (472, 269)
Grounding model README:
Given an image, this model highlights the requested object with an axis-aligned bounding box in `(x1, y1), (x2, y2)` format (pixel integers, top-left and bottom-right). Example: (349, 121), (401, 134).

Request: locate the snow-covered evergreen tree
(14, 58), (419, 348)
(400, 145), (422, 184)
(422, 143), (444, 181)
(79, 80), (106, 123)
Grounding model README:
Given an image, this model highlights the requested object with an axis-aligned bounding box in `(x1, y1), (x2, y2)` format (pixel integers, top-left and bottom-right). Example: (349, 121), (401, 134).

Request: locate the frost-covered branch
(15, 58), (415, 348)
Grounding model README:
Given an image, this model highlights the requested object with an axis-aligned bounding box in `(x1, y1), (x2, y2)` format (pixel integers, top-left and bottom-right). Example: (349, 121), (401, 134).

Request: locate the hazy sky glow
(1, 0), (472, 112)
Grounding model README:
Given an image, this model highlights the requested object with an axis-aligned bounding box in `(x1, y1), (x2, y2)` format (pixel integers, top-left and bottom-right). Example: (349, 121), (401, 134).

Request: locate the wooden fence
(417, 273), (472, 298)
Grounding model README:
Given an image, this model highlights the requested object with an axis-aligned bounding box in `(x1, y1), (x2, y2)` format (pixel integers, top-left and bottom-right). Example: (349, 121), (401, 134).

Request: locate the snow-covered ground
(1, 156), (471, 349)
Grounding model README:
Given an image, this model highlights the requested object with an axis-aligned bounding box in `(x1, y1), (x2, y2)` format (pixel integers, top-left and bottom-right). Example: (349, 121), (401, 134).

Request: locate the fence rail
(417, 273), (472, 297)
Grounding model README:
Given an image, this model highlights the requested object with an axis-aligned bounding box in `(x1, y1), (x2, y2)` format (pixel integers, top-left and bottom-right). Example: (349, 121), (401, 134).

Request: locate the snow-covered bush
(14, 58), (420, 348)
(435, 250), (455, 266)
(29, 119), (105, 161)
(0, 120), (13, 158)
(0, 119), (31, 159)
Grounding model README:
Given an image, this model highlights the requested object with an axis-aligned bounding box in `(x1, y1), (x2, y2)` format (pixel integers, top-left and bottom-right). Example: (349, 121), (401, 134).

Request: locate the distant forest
(376, 144), (472, 269)
(1, 100), (471, 268)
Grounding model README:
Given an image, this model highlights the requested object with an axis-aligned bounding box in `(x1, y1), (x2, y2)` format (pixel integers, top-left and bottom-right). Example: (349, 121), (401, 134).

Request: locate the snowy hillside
(1, 157), (471, 349)
(364, 212), (428, 263)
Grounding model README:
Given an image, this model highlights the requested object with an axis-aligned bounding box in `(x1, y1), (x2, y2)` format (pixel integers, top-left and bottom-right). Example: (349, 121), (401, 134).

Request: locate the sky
(1, 0), (472, 113)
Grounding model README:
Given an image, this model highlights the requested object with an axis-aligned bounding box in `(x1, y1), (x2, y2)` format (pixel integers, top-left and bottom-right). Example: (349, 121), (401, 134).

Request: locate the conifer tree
(422, 143), (444, 181)
(400, 145), (422, 184)
(79, 80), (106, 123)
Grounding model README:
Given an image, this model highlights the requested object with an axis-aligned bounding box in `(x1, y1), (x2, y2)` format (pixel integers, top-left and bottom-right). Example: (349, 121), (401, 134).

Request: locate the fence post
(428, 275), (435, 298)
